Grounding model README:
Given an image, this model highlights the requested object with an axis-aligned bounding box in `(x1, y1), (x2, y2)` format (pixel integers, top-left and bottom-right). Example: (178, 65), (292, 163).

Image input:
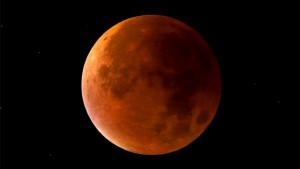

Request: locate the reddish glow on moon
(82, 15), (221, 155)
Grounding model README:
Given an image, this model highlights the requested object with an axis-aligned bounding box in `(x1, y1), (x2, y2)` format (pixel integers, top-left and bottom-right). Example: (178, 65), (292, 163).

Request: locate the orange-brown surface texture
(82, 15), (221, 155)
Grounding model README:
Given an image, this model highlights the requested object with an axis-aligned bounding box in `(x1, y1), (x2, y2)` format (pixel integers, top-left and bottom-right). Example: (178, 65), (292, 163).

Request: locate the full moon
(82, 15), (221, 155)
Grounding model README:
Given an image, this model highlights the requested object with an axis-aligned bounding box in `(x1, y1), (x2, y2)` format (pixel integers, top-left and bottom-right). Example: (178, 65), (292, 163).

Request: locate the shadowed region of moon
(82, 15), (221, 155)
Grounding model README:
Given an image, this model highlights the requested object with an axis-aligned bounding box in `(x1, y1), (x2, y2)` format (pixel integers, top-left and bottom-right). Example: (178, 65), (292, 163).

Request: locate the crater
(173, 117), (191, 137)
(111, 77), (137, 99)
(110, 67), (138, 99)
(196, 110), (210, 125)
(99, 65), (111, 79)
(154, 121), (166, 134)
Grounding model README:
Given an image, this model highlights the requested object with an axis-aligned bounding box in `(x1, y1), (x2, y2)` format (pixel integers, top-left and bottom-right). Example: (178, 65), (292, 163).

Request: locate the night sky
(2, 1), (298, 167)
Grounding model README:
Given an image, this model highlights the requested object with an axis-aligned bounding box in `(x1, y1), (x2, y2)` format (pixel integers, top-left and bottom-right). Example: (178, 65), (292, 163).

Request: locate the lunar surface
(82, 15), (221, 155)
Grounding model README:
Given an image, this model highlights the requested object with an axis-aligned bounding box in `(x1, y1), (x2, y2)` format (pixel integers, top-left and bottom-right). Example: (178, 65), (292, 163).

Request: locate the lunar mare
(82, 15), (221, 155)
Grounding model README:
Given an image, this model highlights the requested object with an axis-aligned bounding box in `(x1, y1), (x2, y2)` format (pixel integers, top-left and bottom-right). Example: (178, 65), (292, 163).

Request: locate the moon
(81, 15), (221, 155)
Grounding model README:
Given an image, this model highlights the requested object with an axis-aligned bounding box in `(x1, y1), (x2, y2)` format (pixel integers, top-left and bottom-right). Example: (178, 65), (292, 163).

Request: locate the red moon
(82, 15), (221, 155)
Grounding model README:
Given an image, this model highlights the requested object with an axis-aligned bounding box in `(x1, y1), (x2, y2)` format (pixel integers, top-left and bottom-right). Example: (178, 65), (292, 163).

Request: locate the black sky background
(1, 0), (299, 167)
